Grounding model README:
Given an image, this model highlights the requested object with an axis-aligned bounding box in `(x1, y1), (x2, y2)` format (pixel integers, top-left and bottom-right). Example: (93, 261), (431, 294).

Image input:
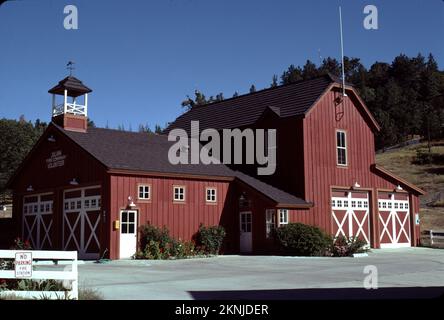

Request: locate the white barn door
(331, 190), (370, 244)
(23, 193), (54, 250)
(63, 186), (101, 259)
(378, 192), (411, 248)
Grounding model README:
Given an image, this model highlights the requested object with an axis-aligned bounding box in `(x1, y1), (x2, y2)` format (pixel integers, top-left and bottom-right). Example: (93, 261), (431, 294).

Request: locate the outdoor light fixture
(353, 182), (361, 188)
(47, 135), (56, 142)
(128, 196), (136, 208)
(396, 185), (403, 191)
(69, 178), (79, 186)
(26, 185), (33, 192)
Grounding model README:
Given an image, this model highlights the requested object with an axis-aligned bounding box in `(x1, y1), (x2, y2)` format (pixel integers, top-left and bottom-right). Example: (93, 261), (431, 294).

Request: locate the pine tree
(270, 75), (278, 87)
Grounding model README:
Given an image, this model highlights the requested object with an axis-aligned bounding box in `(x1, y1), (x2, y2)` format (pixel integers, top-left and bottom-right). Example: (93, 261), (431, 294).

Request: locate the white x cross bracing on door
(331, 192), (370, 243)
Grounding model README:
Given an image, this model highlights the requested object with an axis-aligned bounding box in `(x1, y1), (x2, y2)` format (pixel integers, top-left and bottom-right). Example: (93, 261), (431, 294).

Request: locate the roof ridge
(87, 125), (169, 137)
(190, 73), (338, 110)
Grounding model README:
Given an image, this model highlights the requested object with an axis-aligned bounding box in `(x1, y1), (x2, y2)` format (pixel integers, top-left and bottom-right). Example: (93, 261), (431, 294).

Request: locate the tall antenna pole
(339, 6), (347, 97)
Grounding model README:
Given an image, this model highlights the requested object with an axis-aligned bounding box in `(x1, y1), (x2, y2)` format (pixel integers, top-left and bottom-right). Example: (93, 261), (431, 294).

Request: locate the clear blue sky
(0, 0), (443, 129)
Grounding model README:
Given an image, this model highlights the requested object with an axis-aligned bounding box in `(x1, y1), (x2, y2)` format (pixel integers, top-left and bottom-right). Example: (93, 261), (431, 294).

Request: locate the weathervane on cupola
(49, 62), (92, 132)
(66, 61), (75, 76)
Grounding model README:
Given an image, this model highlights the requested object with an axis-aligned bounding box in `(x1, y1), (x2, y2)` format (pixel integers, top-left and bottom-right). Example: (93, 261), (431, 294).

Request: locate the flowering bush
(135, 224), (203, 260)
(11, 238), (32, 250)
(195, 224), (226, 255)
(331, 235), (368, 257)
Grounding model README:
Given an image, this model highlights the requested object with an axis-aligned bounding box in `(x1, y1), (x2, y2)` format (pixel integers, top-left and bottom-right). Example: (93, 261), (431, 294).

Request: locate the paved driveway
(78, 248), (444, 300)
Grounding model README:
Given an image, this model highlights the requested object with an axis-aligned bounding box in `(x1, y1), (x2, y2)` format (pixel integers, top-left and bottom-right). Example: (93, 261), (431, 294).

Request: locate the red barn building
(6, 74), (425, 259)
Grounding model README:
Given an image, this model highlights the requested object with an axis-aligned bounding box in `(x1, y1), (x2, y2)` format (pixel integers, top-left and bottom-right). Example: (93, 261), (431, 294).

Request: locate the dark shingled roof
(57, 125), (234, 177)
(54, 124), (310, 206)
(165, 74), (341, 133)
(234, 171), (311, 207)
(48, 76), (92, 97)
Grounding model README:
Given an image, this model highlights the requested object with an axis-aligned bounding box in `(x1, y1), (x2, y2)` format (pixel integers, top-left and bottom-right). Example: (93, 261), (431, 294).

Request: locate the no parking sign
(15, 252), (33, 278)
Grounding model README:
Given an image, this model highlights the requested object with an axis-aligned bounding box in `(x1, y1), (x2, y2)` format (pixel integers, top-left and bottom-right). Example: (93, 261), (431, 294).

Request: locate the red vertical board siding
(10, 126), (108, 252)
(303, 88), (420, 240)
(109, 175), (231, 259)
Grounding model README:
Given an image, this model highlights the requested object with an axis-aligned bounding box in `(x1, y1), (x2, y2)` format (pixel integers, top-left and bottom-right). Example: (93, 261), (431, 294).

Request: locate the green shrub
(331, 236), (369, 257)
(136, 224), (203, 259)
(174, 241), (196, 259)
(139, 224), (173, 251)
(196, 224), (226, 255)
(275, 223), (331, 256)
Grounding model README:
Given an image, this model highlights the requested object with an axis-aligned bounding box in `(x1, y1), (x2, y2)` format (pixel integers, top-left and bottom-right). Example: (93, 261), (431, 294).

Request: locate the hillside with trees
(184, 53), (444, 151)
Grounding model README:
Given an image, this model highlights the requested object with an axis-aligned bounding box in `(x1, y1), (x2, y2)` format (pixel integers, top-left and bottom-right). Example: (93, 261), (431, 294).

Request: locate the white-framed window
(279, 209), (289, 225)
(138, 185), (151, 200)
(336, 130), (347, 166)
(265, 209), (276, 238)
(206, 188), (217, 202)
(173, 186), (185, 202)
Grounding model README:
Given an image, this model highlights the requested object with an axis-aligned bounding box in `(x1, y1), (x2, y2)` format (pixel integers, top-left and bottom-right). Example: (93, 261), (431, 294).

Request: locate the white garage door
(332, 190), (370, 243)
(23, 193), (54, 249)
(63, 186), (101, 259)
(378, 192), (411, 248)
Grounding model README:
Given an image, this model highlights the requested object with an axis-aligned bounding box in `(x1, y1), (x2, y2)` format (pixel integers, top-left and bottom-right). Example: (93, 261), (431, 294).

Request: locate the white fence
(429, 230), (444, 247)
(0, 250), (78, 300)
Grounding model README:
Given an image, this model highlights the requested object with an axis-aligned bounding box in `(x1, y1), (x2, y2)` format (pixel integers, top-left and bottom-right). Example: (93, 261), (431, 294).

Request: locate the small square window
(45, 203), (50, 212)
(357, 201), (362, 208)
(279, 209), (289, 225)
(206, 188), (217, 202)
(174, 186), (185, 202)
(65, 202), (69, 210)
(138, 185), (150, 200)
(338, 200), (342, 207)
(351, 201), (356, 208)
(332, 200), (336, 207)
(91, 199), (97, 208)
(84, 199), (90, 209)
(388, 202), (392, 209)
(77, 201), (82, 209)
(405, 203), (409, 209)
(344, 200), (349, 207)
(70, 202), (75, 210)
(363, 201), (368, 208)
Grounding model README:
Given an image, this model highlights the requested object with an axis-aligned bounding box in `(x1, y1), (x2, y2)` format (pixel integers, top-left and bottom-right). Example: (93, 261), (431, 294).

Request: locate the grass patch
(78, 288), (103, 300)
(376, 140), (444, 231)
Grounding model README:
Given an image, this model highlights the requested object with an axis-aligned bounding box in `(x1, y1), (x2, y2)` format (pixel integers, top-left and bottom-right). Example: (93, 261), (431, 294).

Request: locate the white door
(120, 210), (138, 259)
(239, 211), (252, 253)
(378, 193), (411, 248)
(331, 191), (371, 244)
(23, 193), (54, 250)
(63, 187), (101, 260)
